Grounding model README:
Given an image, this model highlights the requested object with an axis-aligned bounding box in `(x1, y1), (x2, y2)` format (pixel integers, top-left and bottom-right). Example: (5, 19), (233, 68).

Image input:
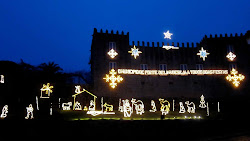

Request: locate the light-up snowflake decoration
(128, 45), (142, 59)
(103, 69), (123, 88)
(163, 30), (173, 39)
(226, 52), (236, 61)
(107, 49), (118, 59)
(226, 68), (245, 87)
(197, 47), (210, 61)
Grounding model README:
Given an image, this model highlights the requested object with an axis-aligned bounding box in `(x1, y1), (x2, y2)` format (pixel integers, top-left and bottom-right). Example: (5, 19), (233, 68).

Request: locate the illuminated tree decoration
(107, 49), (118, 59)
(226, 52), (236, 61)
(185, 101), (195, 113)
(128, 45), (142, 59)
(199, 95), (206, 108)
(163, 30), (173, 39)
(159, 98), (170, 115)
(0, 105), (8, 119)
(0, 75), (4, 83)
(197, 47), (210, 61)
(25, 104), (34, 119)
(103, 69), (123, 88)
(40, 83), (53, 98)
(226, 68), (245, 87)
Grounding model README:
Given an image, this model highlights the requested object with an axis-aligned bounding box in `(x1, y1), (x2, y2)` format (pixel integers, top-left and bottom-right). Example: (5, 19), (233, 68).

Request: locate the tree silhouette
(38, 61), (63, 74)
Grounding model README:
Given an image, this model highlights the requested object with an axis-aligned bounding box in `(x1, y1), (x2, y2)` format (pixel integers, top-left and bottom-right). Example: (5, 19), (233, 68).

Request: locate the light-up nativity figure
(25, 104), (34, 119)
(0, 105), (8, 119)
(40, 83), (53, 98)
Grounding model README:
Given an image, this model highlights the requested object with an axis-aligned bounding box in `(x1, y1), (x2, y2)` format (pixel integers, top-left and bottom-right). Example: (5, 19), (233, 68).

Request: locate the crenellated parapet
(93, 28), (129, 36)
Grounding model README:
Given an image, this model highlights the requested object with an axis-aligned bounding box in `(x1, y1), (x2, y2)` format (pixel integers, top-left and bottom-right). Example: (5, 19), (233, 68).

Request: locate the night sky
(0, 0), (249, 72)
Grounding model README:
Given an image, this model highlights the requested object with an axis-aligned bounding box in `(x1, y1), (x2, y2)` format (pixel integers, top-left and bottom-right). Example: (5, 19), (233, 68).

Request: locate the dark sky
(0, 0), (249, 72)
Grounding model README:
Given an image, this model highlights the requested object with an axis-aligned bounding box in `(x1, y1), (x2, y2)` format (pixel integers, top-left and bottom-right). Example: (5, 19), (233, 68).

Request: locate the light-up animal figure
(122, 99), (132, 117)
(149, 100), (157, 112)
(62, 102), (72, 110)
(103, 103), (113, 112)
(185, 101), (195, 113)
(25, 104), (34, 119)
(159, 98), (170, 115)
(0, 105), (8, 118)
(131, 98), (144, 115)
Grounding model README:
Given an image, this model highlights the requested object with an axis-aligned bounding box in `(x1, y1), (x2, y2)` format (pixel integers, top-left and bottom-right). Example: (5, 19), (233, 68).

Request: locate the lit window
(109, 42), (116, 50)
(109, 62), (116, 70)
(140, 64), (148, 70)
(159, 64), (167, 70)
(196, 64), (203, 70)
(180, 64), (188, 71)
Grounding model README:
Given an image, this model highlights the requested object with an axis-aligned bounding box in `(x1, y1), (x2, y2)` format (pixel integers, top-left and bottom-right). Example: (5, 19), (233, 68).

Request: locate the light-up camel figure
(0, 105), (8, 118)
(185, 101), (196, 113)
(131, 98), (145, 115)
(159, 98), (170, 115)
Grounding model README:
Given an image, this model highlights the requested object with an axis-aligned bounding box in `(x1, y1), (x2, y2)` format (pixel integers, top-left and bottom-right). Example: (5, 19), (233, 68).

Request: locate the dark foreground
(1, 119), (250, 140)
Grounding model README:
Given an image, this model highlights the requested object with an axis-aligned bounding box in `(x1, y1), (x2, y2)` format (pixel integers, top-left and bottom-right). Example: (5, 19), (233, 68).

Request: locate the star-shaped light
(107, 49), (118, 59)
(197, 47), (210, 61)
(128, 45), (142, 59)
(163, 30), (173, 39)
(226, 68), (245, 87)
(103, 69), (123, 89)
(226, 52), (236, 61)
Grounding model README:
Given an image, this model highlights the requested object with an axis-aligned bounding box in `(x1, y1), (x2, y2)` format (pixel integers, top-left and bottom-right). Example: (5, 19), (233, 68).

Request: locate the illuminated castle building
(90, 28), (250, 98)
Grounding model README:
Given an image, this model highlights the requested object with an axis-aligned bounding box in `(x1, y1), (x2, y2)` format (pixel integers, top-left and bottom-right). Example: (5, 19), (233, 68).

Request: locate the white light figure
(0, 75), (4, 83)
(50, 103), (52, 116)
(162, 45), (179, 50)
(107, 49), (118, 59)
(131, 98), (144, 115)
(197, 47), (210, 61)
(122, 99), (133, 117)
(25, 104), (34, 119)
(199, 95), (206, 108)
(226, 52), (236, 61)
(62, 102), (72, 110)
(89, 100), (95, 111)
(173, 100), (175, 111)
(159, 98), (170, 115)
(149, 100), (157, 112)
(118, 98), (123, 112)
(218, 102), (220, 112)
(185, 101), (195, 113)
(128, 45), (142, 59)
(0, 105), (8, 118)
(36, 96), (39, 110)
(179, 102), (186, 113)
(207, 102), (209, 116)
(74, 101), (82, 110)
(163, 30), (173, 39)
(40, 83), (53, 98)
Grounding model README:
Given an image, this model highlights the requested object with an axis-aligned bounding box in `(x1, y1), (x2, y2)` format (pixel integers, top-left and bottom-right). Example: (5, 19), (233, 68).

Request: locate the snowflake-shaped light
(226, 52), (236, 61)
(197, 47), (210, 61)
(226, 68), (245, 87)
(103, 69), (123, 89)
(128, 45), (142, 59)
(163, 30), (173, 39)
(107, 49), (118, 59)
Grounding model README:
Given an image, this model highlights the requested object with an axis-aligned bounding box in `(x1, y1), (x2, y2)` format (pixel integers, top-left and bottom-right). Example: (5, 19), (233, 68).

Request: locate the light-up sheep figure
(199, 95), (206, 108)
(0, 105), (8, 118)
(185, 101), (196, 113)
(62, 102), (72, 110)
(122, 99), (133, 117)
(25, 104), (34, 119)
(179, 102), (186, 113)
(159, 98), (170, 115)
(149, 100), (157, 112)
(131, 98), (145, 115)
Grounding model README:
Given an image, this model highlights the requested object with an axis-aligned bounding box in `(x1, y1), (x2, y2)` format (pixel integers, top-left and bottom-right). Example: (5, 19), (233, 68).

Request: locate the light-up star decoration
(197, 47), (210, 61)
(40, 83), (53, 98)
(226, 52), (236, 61)
(163, 30), (173, 39)
(103, 69), (123, 88)
(128, 45), (142, 59)
(226, 68), (245, 87)
(107, 49), (118, 59)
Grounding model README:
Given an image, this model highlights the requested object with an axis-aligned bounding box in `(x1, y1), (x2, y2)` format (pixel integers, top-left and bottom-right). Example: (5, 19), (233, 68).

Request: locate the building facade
(90, 28), (250, 99)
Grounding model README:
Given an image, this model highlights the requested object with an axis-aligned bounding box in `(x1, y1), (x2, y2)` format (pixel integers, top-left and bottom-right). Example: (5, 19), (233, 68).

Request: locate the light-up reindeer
(159, 98), (170, 115)
(185, 101), (195, 113)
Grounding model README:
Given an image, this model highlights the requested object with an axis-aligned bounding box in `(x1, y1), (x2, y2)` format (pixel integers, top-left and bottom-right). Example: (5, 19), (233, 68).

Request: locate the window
(109, 62), (116, 70)
(180, 64), (188, 71)
(227, 45), (234, 53)
(109, 42), (116, 50)
(229, 64), (237, 70)
(140, 64), (148, 70)
(196, 64), (203, 70)
(159, 64), (167, 70)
